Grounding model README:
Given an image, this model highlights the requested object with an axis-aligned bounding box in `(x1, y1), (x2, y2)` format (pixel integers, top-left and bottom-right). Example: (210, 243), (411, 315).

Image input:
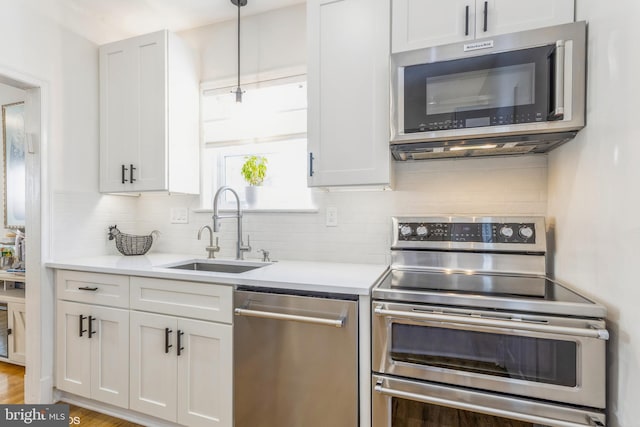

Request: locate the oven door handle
(374, 383), (603, 427)
(374, 307), (609, 340)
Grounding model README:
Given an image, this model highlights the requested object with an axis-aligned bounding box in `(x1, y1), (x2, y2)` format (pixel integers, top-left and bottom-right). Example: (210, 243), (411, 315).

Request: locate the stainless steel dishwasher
(234, 288), (358, 427)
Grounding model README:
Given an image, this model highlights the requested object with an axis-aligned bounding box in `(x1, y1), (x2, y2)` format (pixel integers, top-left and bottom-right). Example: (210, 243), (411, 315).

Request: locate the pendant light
(231, 0), (247, 103)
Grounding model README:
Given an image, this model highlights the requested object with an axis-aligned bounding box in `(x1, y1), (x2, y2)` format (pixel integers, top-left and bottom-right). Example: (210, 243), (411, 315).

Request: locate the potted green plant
(241, 155), (268, 207)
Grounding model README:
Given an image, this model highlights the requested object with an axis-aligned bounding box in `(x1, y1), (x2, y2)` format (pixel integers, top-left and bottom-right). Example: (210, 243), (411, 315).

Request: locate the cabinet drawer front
(56, 270), (129, 308)
(130, 277), (232, 323)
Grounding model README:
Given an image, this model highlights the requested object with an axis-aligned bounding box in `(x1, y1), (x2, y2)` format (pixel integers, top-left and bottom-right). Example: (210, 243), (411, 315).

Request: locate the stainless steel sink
(167, 261), (266, 274)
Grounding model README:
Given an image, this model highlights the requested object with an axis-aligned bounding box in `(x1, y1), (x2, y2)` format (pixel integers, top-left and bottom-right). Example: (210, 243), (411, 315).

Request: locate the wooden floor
(0, 362), (144, 426)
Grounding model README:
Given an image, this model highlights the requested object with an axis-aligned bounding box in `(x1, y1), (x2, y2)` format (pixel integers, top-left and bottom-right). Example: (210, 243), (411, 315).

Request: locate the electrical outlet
(170, 207), (189, 224)
(326, 207), (338, 227)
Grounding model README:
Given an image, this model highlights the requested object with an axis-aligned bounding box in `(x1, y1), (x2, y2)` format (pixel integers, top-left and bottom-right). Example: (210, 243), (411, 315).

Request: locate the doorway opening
(0, 69), (49, 404)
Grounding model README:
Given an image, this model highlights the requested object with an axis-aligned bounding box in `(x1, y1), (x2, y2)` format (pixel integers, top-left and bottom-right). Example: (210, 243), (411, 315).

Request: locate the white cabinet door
(8, 302), (25, 365)
(100, 39), (138, 192)
(56, 301), (129, 408)
(129, 311), (178, 422)
(307, 0), (391, 187)
(478, 0), (574, 38)
(130, 31), (168, 192)
(392, 0), (473, 53)
(56, 301), (92, 398)
(177, 318), (232, 427)
(90, 305), (129, 409)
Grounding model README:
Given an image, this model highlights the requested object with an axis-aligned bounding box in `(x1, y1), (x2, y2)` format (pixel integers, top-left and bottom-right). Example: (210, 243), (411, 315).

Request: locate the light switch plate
(326, 207), (338, 227)
(170, 207), (189, 224)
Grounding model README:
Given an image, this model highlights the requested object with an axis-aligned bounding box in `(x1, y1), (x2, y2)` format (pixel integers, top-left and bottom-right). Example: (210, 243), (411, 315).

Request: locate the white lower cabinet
(8, 302), (26, 364)
(56, 271), (233, 426)
(56, 300), (129, 408)
(130, 311), (232, 427)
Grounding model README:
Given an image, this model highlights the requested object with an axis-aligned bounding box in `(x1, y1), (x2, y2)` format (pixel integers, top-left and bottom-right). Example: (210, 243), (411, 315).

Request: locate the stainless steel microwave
(390, 21), (587, 160)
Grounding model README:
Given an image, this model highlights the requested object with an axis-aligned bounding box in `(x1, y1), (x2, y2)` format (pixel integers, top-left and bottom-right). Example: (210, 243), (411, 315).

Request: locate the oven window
(391, 324), (577, 387)
(392, 398), (544, 427)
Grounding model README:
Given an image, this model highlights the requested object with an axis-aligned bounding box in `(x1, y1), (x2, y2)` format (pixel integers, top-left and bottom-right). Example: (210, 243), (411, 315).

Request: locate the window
(201, 76), (313, 210)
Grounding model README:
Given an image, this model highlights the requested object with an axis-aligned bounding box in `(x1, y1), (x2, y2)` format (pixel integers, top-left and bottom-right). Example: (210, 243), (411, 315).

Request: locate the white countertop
(46, 254), (389, 295)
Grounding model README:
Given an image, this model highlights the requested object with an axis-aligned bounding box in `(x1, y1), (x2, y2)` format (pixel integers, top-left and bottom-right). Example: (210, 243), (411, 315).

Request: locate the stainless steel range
(372, 216), (607, 427)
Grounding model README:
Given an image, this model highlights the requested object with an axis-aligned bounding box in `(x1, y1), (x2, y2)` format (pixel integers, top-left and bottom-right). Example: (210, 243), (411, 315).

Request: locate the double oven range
(372, 217), (607, 427)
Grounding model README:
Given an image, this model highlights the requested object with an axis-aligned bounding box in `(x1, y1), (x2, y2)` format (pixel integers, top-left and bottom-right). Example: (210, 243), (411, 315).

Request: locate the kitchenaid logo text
(1, 405), (69, 426)
(463, 40), (494, 51)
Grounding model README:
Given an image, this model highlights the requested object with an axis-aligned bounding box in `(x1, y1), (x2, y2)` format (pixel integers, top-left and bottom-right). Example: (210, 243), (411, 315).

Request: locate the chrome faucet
(197, 225), (220, 259)
(212, 186), (251, 260)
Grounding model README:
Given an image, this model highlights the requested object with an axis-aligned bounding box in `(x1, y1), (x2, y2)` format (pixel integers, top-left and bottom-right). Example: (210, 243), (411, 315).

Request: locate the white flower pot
(245, 186), (259, 208)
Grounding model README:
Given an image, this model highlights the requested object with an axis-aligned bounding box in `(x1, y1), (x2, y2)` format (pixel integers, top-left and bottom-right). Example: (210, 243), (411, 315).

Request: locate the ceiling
(28, 0), (305, 45)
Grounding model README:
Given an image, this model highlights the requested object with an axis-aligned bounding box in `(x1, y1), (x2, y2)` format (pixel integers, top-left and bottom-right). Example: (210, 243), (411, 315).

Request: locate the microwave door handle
(374, 307), (609, 340)
(552, 40), (566, 119)
(374, 383), (602, 427)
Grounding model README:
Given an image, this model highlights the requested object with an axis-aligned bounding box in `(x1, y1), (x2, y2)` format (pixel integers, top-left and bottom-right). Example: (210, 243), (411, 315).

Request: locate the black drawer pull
(177, 330), (184, 356)
(165, 328), (173, 353)
(465, 5), (470, 36)
(78, 286), (98, 291)
(88, 316), (97, 338)
(121, 164), (128, 184)
(130, 164), (136, 183)
(483, 1), (488, 32)
(79, 315), (87, 337)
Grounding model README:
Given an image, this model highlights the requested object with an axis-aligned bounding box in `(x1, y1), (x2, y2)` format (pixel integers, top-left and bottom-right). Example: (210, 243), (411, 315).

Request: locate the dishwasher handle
(234, 307), (345, 328)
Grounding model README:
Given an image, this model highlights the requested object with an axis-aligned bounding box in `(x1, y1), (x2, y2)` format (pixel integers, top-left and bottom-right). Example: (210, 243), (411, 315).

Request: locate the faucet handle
(240, 234), (252, 252)
(205, 237), (221, 259)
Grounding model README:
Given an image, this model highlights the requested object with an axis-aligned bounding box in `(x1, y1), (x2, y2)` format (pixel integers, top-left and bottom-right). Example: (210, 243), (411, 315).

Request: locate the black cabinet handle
(177, 330), (184, 356)
(121, 164), (129, 184)
(7, 328), (12, 335)
(309, 152), (315, 177)
(130, 164), (136, 183)
(78, 286), (98, 291)
(165, 328), (173, 353)
(88, 316), (97, 338)
(79, 315), (87, 337)
(465, 5), (470, 36)
(483, 1), (488, 32)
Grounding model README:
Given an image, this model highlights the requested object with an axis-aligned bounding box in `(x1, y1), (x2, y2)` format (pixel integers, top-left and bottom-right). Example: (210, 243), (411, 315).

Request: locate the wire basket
(108, 225), (159, 256)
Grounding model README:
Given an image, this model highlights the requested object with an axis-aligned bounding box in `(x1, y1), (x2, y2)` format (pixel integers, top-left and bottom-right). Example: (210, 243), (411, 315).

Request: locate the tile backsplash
(50, 156), (547, 264)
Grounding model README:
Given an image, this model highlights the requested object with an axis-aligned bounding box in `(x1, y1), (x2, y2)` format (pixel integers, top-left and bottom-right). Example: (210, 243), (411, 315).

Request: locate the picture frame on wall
(2, 102), (26, 230)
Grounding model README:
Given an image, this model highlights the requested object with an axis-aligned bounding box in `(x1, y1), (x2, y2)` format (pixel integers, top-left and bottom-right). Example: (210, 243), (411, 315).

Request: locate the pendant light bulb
(231, 0), (247, 103)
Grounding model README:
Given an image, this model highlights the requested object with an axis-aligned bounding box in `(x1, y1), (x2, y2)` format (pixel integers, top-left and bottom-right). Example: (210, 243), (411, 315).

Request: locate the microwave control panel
(397, 222), (536, 244)
(418, 111), (545, 132)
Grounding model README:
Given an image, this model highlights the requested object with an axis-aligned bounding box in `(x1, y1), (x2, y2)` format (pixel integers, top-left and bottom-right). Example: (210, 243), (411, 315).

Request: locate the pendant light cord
(237, 0), (241, 92)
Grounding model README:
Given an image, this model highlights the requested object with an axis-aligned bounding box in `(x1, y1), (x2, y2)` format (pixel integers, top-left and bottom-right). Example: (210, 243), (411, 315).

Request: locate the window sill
(193, 207), (318, 214)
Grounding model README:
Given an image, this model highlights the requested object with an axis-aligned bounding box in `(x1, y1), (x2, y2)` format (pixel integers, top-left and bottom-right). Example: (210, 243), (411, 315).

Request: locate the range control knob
(519, 225), (534, 239)
(499, 225), (514, 238)
(400, 225), (413, 237)
(416, 225), (428, 237)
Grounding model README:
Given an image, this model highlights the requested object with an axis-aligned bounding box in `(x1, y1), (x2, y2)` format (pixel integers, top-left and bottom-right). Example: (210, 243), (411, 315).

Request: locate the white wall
(547, 2), (640, 426)
(0, 82), (25, 237)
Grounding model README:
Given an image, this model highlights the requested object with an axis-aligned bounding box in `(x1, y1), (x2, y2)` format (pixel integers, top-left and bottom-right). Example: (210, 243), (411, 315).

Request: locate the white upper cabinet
(99, 30), (199, 194)
(392, 0), (574, 52)
(307, 0), (391, 187)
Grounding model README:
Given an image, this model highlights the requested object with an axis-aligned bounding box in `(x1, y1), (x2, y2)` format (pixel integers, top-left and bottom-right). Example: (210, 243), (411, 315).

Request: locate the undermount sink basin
(167, 261), (266, 274)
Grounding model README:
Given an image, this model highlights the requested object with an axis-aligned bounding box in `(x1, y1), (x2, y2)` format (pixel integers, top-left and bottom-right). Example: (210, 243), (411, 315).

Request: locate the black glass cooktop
(373, 269), (605, 318)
